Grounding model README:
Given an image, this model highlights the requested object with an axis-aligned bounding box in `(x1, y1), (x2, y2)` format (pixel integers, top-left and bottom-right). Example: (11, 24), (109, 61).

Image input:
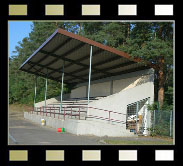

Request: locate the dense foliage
(9, 22), (173, 109)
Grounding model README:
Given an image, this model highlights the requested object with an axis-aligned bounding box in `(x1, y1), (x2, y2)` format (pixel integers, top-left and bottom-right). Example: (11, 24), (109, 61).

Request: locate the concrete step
(51, 101), (95, 104)
(48, 103), (88, 106)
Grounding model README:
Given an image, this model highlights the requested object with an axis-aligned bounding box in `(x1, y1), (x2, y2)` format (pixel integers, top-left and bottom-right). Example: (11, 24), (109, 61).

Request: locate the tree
(9, 22), (79, 104)
(82, 22), (130, 47)
(9, 22), (173, 110)
(82, 22), (173, 109)
(120, 22), (173, 109)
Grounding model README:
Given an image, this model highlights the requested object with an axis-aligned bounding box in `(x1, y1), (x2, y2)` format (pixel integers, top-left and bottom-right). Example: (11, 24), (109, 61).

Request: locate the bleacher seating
(47, 96), (105, 120)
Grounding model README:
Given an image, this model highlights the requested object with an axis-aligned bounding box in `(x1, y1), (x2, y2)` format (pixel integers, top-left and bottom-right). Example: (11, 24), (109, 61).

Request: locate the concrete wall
(71, 81), (111, 98)
(70, 68), (154, 98)
(87, 81), (154, 127)
(113, 75), (144, 93)
(70, 86), (87, 98)
(87, 69), (154, 131)
(90, 81), (111, 97)
(24, 112), (135, 137)
(36, 68), (154, 108)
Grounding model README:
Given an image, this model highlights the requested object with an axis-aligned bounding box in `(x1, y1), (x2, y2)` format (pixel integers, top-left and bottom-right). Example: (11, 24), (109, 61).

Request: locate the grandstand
(20, 28), (154, 137)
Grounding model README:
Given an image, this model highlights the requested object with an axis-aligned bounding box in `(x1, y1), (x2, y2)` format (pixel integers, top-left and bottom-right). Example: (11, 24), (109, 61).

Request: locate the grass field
(104, 139), (173, 145)
(104, 136), (173, 145)
(9, 104), (33, 112)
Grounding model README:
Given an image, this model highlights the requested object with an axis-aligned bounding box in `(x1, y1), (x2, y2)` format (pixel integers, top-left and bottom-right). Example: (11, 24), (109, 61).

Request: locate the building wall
(71, 81), (111, 98)
(71, 68), (154, 98)
(70, 86), (87, 98)
(24, 112), (136, 137)
(113, 76), (140, 93)
(90, 81), (111, 97)
(85, 68), (154, 130)
(87, 81), (154, 129)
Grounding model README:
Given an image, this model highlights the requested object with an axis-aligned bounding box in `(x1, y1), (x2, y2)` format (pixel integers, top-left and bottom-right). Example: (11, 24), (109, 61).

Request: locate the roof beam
(92, 61), (136, 75)
(27, 38), (72, 71)
(36, 42), (85, 74)
(92, 56), (121, 67)
(48, 49), (104, 76)
(27, 63), (49, 76)
(92, 66), (149, 82)
(20, 69), (62, 83)
(66, 61), (136, 82)
(65, 49), (104, 68)
(65, 55), (124, 78)
(40, 50), (113, 78)
(75, 66), (149, 84)
(27, 61), (88, 82)
(45, 42), (87, 75)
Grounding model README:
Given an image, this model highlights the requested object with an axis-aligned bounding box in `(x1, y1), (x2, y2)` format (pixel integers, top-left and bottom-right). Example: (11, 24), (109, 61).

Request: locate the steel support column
(34, 76), (37, 111)
(136, 101), (139, 134)
(60, 63), (64, 113)
(87, 46), (93, 113)
(44, 69), (48, 112)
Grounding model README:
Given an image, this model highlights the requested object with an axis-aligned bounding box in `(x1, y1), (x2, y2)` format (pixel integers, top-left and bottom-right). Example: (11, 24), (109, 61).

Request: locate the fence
(30, 105), (174, 137)
(151, 110), (173, 137)
(32, 106), (126, 125)
(126, 98), (150, 135)
(86, 106), (126, 124)
(33, 106), (86, 120)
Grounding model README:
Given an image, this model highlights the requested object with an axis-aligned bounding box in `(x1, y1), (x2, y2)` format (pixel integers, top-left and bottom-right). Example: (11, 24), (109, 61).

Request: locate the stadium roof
(20, 28), (150, 85)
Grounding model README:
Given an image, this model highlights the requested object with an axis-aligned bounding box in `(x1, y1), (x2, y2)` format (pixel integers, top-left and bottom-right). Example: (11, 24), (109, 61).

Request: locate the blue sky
(9, 21), (33, 57)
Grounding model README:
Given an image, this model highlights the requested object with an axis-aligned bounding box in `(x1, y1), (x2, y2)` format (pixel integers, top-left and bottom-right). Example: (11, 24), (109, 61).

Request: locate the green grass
(104, 139), (173, 145)
(9, 104), (33, 112)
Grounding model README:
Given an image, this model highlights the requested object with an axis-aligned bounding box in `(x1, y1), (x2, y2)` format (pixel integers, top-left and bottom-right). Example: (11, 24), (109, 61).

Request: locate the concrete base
(24, 112), (136, 137)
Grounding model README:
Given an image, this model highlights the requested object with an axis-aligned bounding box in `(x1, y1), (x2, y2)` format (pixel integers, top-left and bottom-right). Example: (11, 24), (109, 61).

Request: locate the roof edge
(57, 28), (157, 69)
(57, 28), (140, 63)
(19, 29), (59, 70)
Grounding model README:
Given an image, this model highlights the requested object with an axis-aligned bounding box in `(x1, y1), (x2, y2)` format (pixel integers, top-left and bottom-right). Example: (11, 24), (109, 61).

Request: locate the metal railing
(33, 106), (83, 120)
(31, 105), (126, 124)
(86, 106), (126, 124)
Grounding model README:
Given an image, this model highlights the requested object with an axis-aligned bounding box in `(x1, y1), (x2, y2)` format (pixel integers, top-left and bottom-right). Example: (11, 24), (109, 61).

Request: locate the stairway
(47, 96), (105, 120)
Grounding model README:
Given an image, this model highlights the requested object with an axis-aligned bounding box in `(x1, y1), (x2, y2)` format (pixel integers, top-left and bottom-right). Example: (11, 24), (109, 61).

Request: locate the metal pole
(34, 76), (37, 111)
(60, 63), (64, 113)
(79, 106), (80, 120)
(44, 69), (48, 112)
(64, 107), (65, 120)
(87, 46), (93, 113)
(136, 101), (139, 135)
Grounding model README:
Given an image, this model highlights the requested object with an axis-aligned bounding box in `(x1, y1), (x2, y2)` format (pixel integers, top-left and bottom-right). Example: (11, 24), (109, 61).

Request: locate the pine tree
(9, 22), (79, 104)
(120, 22), (173, 109)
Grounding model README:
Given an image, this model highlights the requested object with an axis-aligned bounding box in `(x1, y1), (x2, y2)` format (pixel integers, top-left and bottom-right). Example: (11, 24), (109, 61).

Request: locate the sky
(9, 21), (33, 57)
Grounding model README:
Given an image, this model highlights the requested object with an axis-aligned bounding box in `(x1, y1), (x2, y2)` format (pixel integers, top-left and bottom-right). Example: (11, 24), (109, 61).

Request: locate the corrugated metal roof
(20, 28), (150, 84)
